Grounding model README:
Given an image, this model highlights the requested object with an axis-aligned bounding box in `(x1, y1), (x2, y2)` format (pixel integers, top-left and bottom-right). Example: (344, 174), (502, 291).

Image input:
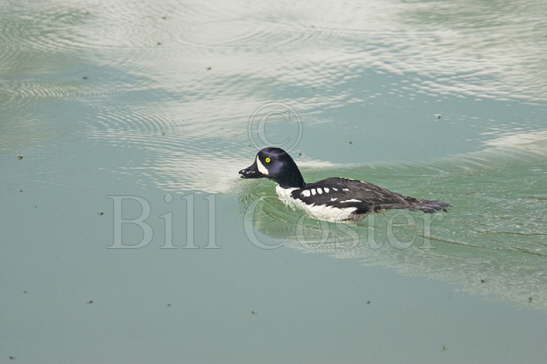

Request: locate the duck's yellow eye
(265, 157), (271, 164)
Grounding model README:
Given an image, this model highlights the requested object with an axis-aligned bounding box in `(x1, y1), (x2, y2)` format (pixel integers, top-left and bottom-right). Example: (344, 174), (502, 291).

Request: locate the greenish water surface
(1, 1), (546, 363)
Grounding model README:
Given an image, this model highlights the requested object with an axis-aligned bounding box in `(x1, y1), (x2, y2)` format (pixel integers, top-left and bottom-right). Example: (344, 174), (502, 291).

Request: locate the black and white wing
(291, 177), (417, 214)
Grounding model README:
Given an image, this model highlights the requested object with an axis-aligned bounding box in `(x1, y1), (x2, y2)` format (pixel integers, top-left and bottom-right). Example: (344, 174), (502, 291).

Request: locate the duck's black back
(292, 177), (417, 214)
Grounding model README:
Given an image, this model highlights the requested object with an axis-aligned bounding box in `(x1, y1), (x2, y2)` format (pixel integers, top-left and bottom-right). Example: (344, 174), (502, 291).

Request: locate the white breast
(275, 185), (357, 222)
(275, 185), (298, 205)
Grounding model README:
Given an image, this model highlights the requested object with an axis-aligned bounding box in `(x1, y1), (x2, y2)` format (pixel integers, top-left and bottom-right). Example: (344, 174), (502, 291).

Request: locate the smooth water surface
(1, 0), (546, 363)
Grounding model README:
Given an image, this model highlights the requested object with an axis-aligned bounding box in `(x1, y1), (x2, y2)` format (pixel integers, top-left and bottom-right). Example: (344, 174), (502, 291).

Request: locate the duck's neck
(274, 164), (305, 189)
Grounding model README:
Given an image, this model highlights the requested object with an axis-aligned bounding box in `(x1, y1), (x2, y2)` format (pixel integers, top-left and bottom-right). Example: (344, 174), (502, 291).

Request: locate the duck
(239, 147), (450, 222)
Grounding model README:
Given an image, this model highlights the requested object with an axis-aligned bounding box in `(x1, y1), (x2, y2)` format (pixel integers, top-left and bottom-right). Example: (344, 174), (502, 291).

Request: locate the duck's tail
(408, 199), (450, 213)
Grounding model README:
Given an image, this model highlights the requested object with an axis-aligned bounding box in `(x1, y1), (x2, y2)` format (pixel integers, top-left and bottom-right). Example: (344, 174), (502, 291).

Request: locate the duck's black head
(239, 147), (305, 188)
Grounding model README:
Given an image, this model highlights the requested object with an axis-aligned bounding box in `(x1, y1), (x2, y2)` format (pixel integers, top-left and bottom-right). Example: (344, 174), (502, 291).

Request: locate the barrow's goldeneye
(239, 147), (450, 222)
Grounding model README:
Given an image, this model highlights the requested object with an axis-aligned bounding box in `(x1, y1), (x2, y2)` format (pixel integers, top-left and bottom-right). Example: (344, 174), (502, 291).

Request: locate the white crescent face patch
(256, 156), (269, 175)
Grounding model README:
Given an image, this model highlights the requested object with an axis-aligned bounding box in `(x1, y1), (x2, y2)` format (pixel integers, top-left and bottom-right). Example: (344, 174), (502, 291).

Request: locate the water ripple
(240, 131), (547, 308)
